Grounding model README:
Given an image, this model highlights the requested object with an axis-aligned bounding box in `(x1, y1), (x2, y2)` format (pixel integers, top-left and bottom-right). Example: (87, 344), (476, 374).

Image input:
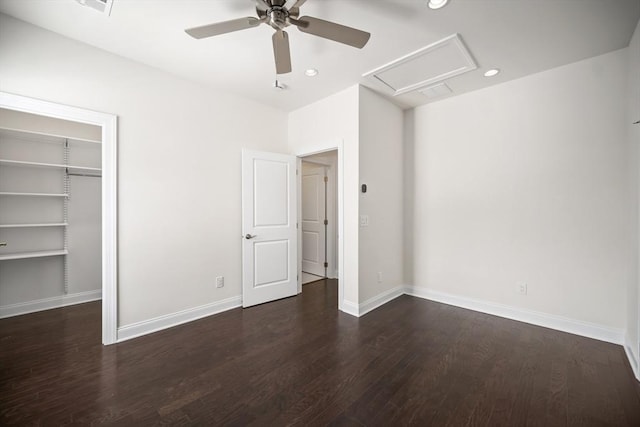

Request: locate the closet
(0, 109), (102, 317)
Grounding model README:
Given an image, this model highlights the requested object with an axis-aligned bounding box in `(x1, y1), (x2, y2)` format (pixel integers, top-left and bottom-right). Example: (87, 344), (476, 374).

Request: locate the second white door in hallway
(301, 163), (326, 277)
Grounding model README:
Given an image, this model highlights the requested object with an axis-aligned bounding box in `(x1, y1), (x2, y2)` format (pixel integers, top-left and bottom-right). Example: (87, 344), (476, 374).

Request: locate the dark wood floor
(1, 279), (639, 426)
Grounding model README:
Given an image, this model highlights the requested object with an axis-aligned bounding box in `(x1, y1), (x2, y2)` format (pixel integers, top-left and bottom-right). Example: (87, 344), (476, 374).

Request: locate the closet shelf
(0, 223), (68, 228)
(0, 159), (101, 173)
(0, 127), (101, 144)
(0, 192), (69, 197)
(0, 249), (68, 261)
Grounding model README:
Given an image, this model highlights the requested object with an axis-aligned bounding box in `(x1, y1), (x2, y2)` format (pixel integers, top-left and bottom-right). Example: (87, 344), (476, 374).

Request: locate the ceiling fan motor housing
(267, 7), (289, 30)
(260, 0), (300, 31)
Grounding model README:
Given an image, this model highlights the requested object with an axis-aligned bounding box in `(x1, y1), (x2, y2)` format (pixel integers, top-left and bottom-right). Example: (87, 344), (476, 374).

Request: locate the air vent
(75, 0), (114, 15)
(419, 83), (453, 99)
(363, 34), (476, 96)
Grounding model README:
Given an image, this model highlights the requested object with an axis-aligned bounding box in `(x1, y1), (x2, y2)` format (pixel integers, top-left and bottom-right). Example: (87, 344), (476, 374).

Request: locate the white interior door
(242, 149), (297, 308)
(301, 163), (326, 277)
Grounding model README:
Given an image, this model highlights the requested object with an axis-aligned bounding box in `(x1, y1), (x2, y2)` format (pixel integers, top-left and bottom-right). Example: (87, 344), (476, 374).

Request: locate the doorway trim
(296, 140), (345, 311)
(0, 91), (118, 345)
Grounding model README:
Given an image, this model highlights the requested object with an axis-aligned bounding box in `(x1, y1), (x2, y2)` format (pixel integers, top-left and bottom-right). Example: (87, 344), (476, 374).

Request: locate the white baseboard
(117, 295), (242, 343)
(339, 285), (405, 317)
(359, 285), (405, 317)
(0, 289), (101, 319)
(340, 299), (359, 317)
(624, 338), (640, 381)
(405, 285), (625, 345)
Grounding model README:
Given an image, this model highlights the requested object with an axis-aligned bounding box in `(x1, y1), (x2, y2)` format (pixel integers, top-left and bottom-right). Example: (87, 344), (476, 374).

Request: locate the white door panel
(302, 175), (320, 221)
(301, 164), (326, 277)
(302, 231), (319, 263)
(254, 160), (289, 226)
(242, 149), (297, 308)
(254, 240), (289, 287)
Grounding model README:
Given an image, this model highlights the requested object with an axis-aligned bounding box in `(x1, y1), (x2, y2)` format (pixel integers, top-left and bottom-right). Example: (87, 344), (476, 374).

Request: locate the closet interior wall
(0, 109), (102, 316)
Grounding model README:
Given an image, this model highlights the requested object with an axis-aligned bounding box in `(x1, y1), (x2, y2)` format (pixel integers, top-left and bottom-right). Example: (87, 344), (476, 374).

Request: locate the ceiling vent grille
(363, 34), (476, 96)
(419, 83), (453, 99)
(75, 0), (114, 15)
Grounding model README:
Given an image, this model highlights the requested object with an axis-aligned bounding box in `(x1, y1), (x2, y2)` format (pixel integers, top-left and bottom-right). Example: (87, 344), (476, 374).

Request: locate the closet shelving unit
(0, 127), (101, 279)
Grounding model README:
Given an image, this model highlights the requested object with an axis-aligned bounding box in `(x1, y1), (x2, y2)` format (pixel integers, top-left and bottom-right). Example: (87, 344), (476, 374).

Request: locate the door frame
(296, 142), (344, 309)
(0, 91), (118, 345)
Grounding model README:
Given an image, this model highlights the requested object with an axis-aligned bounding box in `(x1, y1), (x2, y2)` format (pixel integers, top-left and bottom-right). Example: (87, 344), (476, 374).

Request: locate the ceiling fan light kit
(185, 0), (370, 75)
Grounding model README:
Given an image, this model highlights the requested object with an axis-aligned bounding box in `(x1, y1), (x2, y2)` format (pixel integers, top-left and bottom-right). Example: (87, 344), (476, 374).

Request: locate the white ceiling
(0, 0), (638, 112)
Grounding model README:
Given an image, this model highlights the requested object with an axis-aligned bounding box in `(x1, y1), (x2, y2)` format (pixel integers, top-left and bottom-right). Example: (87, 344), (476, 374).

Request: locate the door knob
(245, 234), (257, 239)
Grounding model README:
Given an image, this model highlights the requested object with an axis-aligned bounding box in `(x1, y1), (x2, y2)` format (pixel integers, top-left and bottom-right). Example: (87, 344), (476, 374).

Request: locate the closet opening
(0, 92), (117, 345)
(0, 109), (101, 318)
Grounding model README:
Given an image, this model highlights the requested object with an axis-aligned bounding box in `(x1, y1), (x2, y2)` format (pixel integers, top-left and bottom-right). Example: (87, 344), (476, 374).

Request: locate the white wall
(403, 109), (416, 287)
(407, 48), (630, 331)
(358, 87), (404, 302)
(627, 18), (640, 373)
(68, 173), (101, 293)
(288, 86), (360, 306)
(0, 14), (288, 326)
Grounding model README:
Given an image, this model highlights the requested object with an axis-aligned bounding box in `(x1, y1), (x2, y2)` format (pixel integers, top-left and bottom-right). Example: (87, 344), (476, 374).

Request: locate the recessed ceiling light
(484, 68), (500, 77)
(305, 69), (319, 77)
(427, 0), (449, 10)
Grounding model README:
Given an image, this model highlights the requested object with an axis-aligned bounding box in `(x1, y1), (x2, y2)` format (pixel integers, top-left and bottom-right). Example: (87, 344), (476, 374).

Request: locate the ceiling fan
(185, 0), (371, 75)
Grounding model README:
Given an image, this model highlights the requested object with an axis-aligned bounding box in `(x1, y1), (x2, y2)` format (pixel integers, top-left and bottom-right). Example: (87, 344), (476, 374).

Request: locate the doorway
(299, 150), (338, 287)
(241, 145), (344, 310)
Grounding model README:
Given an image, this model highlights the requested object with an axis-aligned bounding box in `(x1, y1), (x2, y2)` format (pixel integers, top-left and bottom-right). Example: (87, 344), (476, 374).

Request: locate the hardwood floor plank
(543, 358), (569, 426)
(1, 279), (638, 425)
(606, 347), (640, 425)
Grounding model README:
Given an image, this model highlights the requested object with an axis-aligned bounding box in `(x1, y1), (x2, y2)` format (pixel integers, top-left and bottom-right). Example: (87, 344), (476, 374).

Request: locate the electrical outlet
(216, 276), (224, 288)
(377, 272), (383, 283)
(517, 282), (527, 295)
(360, 215), (369, 227)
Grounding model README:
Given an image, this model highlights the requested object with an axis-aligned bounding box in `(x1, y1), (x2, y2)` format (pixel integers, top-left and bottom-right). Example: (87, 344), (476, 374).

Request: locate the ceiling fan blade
(185, 17), (262, 39)
(272, 30), (292, 74)
(295, 16), (370, 48)
(284, 0), (308, 10)
(255, 0), (270, 12)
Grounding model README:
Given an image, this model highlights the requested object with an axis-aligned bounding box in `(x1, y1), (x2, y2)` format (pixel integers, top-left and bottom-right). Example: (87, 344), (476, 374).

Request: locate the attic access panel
(363, 34), (477, 96)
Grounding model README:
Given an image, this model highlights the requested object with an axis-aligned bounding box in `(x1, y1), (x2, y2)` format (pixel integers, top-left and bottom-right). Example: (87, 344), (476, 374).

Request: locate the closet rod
(67, 172), (101, 178)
